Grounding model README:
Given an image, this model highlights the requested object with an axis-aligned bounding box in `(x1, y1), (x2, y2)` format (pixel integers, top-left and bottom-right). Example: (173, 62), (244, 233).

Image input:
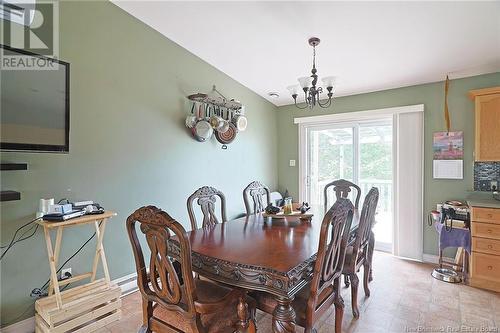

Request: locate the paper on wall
(433, 131), (464, 179)
(433, 160), (463, 179)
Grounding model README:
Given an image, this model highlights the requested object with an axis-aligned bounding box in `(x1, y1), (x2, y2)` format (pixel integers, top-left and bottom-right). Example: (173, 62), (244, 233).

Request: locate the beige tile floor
(99, 252), (500, 333)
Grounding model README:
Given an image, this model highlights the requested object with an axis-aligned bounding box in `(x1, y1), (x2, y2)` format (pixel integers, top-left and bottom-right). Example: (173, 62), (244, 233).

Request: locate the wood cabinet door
(475, 93), (500, 161)
(471, 252), (500, 283)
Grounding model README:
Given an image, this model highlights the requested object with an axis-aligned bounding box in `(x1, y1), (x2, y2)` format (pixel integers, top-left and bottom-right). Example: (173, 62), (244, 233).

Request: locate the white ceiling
(112, 1), (500, 106)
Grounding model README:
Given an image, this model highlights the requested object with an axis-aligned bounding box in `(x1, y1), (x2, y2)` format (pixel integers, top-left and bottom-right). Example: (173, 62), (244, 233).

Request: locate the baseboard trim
(0, 317), (34, 333)
(113, 272), (139, 296)
(0, 273), (138, 333)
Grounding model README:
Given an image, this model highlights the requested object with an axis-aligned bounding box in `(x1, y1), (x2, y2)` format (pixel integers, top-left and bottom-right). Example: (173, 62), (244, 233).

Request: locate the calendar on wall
(433, 131), (464, 179)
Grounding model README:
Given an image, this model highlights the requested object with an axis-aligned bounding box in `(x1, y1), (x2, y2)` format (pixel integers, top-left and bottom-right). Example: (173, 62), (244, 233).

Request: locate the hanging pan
(215, 111), (237, 149)
(192, 103), (213, 142)
(232, 106), (247, 131)
(232, 113), (248, 131)
(218, 108), (230, 133)
(185, 102), (198, 129)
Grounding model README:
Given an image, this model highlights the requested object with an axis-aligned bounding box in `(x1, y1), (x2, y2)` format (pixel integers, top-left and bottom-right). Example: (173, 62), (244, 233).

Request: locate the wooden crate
(35, 280), (121, 333)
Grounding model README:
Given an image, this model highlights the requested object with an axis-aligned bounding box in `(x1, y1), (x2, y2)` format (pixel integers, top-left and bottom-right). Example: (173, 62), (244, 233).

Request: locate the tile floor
(99, 252), (500, 333)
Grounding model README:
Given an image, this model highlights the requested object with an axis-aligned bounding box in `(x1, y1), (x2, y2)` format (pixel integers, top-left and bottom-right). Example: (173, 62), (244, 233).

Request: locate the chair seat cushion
(253, 282), (334, 326)
(154, 279), (255, 333)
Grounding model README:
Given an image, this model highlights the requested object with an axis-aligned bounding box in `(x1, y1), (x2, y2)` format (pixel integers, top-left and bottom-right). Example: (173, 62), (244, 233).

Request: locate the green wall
(276, 72), (500, 257)
(0, 1), (278, 326)
(1, 0), (499, 327)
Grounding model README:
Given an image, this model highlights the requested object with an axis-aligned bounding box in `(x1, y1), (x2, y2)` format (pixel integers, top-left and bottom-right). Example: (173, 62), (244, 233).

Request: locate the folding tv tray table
(35, 211), (121, 333)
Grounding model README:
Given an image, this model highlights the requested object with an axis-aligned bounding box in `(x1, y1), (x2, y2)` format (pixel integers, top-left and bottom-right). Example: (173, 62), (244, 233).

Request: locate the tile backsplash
(474, 162), (500, 191)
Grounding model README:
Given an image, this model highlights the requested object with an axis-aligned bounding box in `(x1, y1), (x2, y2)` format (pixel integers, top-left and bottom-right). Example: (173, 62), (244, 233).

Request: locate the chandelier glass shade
(288, 37), (335, 109)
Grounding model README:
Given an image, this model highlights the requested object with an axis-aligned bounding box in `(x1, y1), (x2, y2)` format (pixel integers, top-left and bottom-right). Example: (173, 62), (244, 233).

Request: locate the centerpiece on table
(263, 199), (313, 222)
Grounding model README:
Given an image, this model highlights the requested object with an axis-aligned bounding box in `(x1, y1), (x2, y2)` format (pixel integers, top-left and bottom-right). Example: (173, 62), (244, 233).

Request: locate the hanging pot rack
(185, 85), (247, 149)
(187, 85), (243, 111)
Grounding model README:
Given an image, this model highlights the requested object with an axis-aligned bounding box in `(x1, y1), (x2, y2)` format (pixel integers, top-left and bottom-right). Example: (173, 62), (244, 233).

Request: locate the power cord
(30, 273), (73, 298)
(34, 222), (101, 295)
(1, 224), (40, 249)
(0, 217), (41, 260)
(7, 283), (73, 328)
(0, 224), (39, 249)
(0, 198), (92, 258)
(4, 207), (102, 326)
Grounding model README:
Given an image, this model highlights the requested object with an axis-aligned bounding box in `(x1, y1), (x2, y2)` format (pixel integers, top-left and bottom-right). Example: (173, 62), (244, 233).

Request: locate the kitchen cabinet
(470, 206), (500, 292)
(469, 87), (500, 161)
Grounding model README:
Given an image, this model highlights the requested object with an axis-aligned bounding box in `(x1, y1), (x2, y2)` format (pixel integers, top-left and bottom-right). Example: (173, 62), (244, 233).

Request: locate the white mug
(37, 198), (55, 217)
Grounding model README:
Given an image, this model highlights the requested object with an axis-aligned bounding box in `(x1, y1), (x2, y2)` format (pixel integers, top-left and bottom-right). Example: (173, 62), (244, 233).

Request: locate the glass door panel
(359, 122), (393, 252)
(304, 120), (393, 252)
(307, 127), (354, 206)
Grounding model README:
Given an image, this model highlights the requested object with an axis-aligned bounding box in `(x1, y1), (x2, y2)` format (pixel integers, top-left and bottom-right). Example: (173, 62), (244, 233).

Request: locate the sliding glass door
(307, 126), (355, 206)
(304, 120), (393, 251)
(358, 123), (393, 252)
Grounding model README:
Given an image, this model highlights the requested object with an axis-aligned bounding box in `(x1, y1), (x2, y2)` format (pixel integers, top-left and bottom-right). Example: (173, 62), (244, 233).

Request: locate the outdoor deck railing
(313, 179), (392, 212)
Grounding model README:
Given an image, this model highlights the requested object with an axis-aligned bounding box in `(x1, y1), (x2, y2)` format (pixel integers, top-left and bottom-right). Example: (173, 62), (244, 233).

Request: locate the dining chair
(187, 186), (227, 230)
(341, 187), (379, 318)
(323, 179), (362, 211)
(243, 181), (271, 215)
(126, 206), (256, 333)
(253, 198), (355, 333)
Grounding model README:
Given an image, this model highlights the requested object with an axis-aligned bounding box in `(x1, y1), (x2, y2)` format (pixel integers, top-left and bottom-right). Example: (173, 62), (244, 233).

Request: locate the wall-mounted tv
(1, 45), (70, 152)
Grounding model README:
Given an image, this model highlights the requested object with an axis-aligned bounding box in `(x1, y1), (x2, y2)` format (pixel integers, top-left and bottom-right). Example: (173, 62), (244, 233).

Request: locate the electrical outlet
(60, 268), (72, 280)
(492, 180), (499, 191)
(289, 159), (296, 167)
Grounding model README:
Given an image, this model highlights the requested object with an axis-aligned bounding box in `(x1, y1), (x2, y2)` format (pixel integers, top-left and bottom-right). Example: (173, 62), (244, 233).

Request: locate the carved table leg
(236, 295), (256, 333)
(272, 297), (296, 333)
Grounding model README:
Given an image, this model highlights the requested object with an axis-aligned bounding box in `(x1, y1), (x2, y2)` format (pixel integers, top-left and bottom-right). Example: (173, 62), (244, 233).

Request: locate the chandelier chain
(312, 46), (316, 71)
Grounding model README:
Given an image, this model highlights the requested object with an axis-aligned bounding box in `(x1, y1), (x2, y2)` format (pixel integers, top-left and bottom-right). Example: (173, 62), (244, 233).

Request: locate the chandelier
(287, 37), (335, 109)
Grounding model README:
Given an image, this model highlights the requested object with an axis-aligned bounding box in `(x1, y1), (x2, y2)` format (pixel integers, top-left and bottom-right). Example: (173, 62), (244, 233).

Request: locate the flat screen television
(1, 45), (70, 152)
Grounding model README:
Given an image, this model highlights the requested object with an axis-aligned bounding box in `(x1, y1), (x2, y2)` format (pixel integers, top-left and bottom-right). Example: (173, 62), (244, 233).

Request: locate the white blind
(393, 111), (424, 260)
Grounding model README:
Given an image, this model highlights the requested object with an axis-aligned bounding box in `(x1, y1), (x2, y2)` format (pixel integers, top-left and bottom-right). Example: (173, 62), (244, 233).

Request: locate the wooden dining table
(168, 207), (361, 333)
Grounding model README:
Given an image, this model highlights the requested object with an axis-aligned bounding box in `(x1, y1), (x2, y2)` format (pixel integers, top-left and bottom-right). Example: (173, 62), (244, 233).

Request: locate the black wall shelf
(1, 191), (21, 202)
(1, 163), (28, 201)
(1, 163), (28, 171)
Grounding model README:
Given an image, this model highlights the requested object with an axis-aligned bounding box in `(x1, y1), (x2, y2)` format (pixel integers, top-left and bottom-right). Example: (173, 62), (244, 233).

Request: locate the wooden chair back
(310, 198), (354, 301)
(126, 206), (198, 323)
(324, 179), (361, 211)
(243, 181), (271, 215)
(187, 186), (227, 230)
(352, 187), (379, 261)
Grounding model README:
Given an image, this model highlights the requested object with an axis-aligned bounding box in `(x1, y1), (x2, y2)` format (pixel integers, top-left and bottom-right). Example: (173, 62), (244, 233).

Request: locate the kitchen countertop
(466, 192), (500, 209)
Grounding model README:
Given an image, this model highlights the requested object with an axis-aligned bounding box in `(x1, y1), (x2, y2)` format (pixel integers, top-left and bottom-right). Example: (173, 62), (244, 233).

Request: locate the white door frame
(295, 104), (424, 258)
